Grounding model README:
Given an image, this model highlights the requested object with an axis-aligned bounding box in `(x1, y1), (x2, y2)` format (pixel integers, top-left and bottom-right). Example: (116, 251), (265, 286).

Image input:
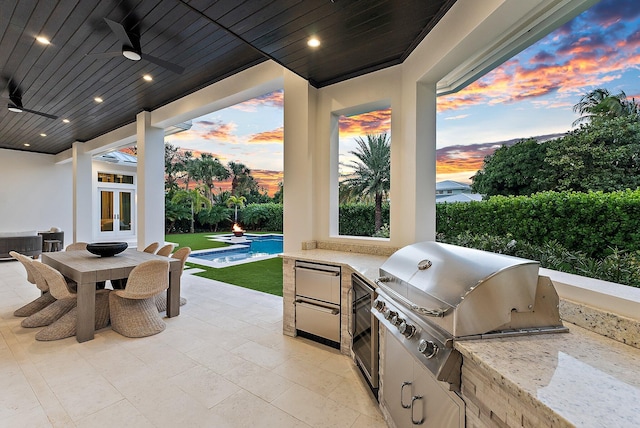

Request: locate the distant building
(436, 180), (483, 203)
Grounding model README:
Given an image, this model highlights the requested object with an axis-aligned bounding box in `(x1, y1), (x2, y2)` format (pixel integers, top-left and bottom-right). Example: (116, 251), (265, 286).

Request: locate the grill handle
(375, 280), (449, 317)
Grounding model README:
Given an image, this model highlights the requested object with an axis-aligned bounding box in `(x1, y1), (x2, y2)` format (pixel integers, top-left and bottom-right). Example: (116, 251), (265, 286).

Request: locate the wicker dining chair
(65, 242), (88, 251)
(142, 242), (160, 253)
(109, 259), (170, 338)
(29, 262), (111, 341)
(156, 243), (175, 257)
(9, 251), (56, 317)
(156, 247), (191, 312)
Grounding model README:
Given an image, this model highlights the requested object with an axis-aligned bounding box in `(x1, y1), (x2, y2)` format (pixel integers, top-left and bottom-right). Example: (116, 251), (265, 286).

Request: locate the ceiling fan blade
(85, 51), (124, 59)
(104, 18), (135, 48)
(141, 53), (184, 74)
(21, 107), (58, 120)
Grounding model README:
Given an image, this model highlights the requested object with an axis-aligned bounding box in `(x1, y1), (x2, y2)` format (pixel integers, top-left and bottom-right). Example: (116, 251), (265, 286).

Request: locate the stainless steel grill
(373, 241), (568, 388)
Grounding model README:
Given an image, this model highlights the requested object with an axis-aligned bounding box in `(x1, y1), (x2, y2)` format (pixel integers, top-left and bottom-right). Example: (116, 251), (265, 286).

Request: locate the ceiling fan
(87, 18), (184, 74)
(2, 78), (58, 120)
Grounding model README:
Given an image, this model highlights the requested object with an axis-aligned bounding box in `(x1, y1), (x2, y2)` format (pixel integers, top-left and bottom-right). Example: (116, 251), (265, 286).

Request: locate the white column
(136, 111), (165, 248)
(283, 70), (316, 252)
(72, 142), (93, 244)
(415, 81), (437, 242)
(393, 80), (437, 245)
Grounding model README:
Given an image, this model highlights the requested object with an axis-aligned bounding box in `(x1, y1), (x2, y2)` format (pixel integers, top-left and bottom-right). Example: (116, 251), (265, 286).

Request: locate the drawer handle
(295, 266), (340, 276)
(295, 300), (339, 315)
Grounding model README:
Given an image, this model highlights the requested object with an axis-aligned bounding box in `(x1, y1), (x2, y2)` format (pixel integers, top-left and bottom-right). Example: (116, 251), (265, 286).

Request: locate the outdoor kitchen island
(281, 246), (640, 428)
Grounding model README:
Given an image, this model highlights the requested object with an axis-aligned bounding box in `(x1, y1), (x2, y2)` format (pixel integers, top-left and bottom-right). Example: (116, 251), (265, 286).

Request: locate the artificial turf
(167, 232), (284, 296)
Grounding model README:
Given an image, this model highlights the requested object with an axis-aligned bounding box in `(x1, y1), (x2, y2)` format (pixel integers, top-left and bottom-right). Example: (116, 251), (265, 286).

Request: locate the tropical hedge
(436, 190), (640, 259)
(339, 203), (390, 236)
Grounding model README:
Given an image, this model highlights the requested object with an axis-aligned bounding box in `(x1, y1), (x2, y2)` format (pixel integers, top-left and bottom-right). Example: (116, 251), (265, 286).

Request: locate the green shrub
(436, 190), (640, 258)
(339, 203), (390, 236)
(242, 203), (283, 231)
(438, 232), (640, 287)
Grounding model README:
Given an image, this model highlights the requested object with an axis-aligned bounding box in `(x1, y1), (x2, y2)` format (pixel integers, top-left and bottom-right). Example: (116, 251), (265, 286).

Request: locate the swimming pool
(189, 234), (283, 267)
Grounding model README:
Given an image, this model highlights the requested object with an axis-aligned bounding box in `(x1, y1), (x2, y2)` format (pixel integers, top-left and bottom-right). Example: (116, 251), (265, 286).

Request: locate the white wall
(0, 149), (73, 234)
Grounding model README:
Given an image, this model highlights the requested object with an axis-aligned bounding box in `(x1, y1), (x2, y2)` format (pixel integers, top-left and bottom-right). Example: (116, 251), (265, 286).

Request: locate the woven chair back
(142, 242), (160, 253)
(65, 242), (88, 251)
(156, 244), (175, 257)
(171, 247), (191, 273)
(30, 262), (76, 299)
(116, 260), (169, 299)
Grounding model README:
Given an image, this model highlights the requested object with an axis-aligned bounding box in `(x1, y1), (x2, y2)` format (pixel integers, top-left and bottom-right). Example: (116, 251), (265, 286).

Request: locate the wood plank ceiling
(0, 0), (456, 155)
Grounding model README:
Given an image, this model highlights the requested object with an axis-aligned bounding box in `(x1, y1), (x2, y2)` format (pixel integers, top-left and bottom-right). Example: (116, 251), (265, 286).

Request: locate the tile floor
(0, 259), (387, 428)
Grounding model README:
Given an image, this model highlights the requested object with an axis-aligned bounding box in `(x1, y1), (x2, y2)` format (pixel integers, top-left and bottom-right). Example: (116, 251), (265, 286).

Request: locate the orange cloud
(231, 90), (284, 112)
(248, 127), (283, 143)
(339, 108), (391, 137)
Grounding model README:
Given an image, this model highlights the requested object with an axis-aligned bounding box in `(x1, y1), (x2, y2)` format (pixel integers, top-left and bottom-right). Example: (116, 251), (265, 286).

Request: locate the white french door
(98, 188), (135, 239)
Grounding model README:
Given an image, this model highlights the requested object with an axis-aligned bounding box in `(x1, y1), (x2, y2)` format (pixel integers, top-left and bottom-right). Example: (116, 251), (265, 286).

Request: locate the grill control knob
(373, 299), (385, 312)
(398, 321), (416, 339)
(384, 309), (397, 321)
(391, 314), (403, 326)
(418, 340), (438, 359)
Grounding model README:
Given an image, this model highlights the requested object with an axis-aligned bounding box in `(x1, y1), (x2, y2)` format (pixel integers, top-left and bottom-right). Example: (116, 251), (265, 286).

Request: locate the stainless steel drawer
(295, 297), (341, 343)
(295, 262), (341, 304)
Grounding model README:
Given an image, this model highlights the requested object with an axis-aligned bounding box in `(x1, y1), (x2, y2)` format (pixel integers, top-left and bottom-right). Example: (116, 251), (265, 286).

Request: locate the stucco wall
(0, 149), (73, 234)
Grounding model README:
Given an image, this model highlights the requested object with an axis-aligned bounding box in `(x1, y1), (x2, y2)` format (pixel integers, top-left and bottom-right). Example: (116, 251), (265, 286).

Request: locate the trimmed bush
(242, 203), (283, 231)
(436, 190), (640, 258)
(339, 203), (390, 236)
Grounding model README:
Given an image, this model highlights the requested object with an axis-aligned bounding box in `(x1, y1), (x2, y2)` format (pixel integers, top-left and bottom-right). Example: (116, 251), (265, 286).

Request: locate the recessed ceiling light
(62, 119), (70, 123)
(94, 97), (103, 103)
(143, 74), (153, 81)
(36, 36), (50, 45)
(24, 143), (30, 147)
(40, 133), (47, 137)
(307, 37), (320, 48)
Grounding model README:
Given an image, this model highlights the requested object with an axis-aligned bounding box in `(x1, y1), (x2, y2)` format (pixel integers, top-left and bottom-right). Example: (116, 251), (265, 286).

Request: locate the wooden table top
(42, 249), (181, 284)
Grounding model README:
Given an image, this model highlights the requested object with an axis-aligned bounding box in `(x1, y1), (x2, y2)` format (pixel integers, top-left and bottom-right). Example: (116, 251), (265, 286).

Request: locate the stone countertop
(455, 323), (640, 427)
(281, 249), (388, 283)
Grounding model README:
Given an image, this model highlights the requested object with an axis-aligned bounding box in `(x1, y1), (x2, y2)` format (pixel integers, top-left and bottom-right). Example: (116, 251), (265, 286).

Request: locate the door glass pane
(119, 192), (132, 231)
(100, 191), (114, 232)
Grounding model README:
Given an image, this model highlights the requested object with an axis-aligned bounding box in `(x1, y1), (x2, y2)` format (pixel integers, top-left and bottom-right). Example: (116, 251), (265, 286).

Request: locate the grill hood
(377, 242), (565, 338)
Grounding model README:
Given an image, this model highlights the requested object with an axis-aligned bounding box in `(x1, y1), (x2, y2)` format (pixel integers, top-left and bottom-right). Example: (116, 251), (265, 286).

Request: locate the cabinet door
(383, 332), (414, 428)
(412, 362), (465, 428)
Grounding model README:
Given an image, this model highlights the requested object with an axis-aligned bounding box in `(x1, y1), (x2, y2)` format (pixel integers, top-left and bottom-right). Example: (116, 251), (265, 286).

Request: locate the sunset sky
(164, 0), (640, 193)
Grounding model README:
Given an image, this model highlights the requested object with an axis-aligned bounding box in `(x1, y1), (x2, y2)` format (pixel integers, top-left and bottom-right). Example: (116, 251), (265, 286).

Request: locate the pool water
(191, 235), (283, 265)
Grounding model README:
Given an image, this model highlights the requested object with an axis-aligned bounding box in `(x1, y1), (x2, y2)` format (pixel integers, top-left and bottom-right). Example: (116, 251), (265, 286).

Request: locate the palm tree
(341, 133), (391, 232)
(171, 187), (211, 233)
(192, 153), (230, 202)
(225, 195), (247, 224)
(227, 161), (257, 195)
(573, 88), (640, 126)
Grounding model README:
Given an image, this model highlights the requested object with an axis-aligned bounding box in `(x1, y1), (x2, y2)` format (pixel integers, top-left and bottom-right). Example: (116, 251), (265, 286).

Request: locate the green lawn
(190, 257), (283, 296)
(167, 232), (284, 296)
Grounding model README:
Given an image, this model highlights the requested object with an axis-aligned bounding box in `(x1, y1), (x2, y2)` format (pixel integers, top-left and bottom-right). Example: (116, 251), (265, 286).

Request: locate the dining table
(41, 248), (182, 342)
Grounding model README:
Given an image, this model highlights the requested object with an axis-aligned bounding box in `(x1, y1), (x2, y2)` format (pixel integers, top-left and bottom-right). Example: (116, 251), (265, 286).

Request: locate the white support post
(283, 70), (316, 252)
(72, 142), (93, 244)
(136, 111), (165, 248)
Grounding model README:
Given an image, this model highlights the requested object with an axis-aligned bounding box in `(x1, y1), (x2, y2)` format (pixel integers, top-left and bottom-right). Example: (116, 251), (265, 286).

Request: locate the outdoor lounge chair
(9, 251), (56, 317)
(109, 259), (170, 338)
(156, 247), (191, 312)
(29, 262), (111, 341)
